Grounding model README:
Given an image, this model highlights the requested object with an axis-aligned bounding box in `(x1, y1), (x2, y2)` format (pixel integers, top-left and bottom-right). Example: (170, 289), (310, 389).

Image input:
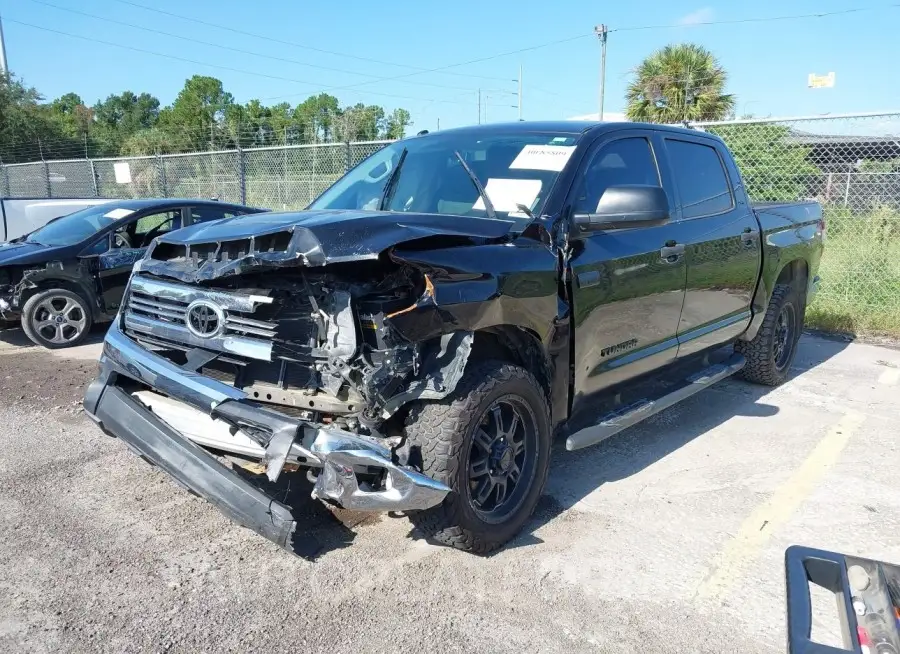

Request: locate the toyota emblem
(185, 300), (225, 338)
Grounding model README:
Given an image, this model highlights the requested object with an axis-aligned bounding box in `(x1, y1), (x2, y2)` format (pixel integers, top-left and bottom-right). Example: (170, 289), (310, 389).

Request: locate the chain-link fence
(0, 140), (394, 210)
(2, 115), (899, 334)
(691, 112), (900, 335)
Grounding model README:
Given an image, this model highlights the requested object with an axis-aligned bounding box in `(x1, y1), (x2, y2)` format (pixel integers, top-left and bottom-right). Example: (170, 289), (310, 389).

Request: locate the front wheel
(21, 289), (93, 349)
(401, 360), (551, 553)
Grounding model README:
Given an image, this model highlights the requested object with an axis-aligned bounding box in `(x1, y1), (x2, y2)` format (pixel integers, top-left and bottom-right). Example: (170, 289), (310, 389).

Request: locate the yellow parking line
(696, 410), (866, 601)
(878, 368), (900, 386)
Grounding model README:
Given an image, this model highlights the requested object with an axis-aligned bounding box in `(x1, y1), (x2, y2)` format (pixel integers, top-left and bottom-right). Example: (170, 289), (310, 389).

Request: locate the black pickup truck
(83, 121), (824, 554)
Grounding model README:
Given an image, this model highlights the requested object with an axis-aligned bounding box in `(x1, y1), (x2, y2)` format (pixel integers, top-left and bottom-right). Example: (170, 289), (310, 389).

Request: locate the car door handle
(659, 243), (685, 263)
(741, 230), (759, 247)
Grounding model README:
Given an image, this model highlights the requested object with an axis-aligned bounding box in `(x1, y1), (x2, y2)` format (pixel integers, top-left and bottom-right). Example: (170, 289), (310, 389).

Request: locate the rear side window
(665, 139), (733, 218)
(574, 137), (660, 213)
(191, 207), (239, 223)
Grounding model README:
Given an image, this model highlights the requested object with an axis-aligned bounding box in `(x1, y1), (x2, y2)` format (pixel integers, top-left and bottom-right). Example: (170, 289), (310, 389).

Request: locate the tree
(626, 43), (735, 123)
(711, 123), (819, 202)
(335, 103), (385, 142)
(91, 91), (160, 155)
(158, 76), (234, 150)
(120, 127), (180, 156)
(384, 108), (412, 139)
(0, 74), (71, 162)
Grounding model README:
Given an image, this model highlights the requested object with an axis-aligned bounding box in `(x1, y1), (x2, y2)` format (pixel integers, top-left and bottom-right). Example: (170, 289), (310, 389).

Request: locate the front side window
(309, 132), (582, 221)
(665, 139), (733, 218)
(113, 210), (181, 250)
(573, 137), (661, 213)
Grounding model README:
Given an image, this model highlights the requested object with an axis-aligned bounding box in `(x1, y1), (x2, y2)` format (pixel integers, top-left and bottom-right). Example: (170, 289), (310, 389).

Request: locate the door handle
(741, 231), (759, 247)
(659, 243), (685, 263)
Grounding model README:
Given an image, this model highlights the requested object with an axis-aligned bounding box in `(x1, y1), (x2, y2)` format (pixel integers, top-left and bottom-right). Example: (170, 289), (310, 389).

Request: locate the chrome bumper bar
(92, 321), (450, 515)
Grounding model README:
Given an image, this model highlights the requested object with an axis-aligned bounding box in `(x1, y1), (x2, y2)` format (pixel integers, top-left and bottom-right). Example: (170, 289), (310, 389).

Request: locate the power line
(110, 0), (591, 94)
(4, 18), (511, 109)
(611, 4), (900, 32)
(28, 0), (514, 96)
(108, 0), (516, 83)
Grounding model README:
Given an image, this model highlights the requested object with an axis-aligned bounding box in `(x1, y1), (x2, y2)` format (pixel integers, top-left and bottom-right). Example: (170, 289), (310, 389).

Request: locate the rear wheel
(21, 289), (93, 349)
(402, 360), (551, 553)
(735, 283), (803, 386)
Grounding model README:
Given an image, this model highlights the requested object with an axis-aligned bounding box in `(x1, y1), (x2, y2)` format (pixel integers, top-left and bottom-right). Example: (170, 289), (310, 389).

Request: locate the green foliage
(0, 72), (410, 162)
(626, 43), (735, 123)
(808, 207), (900, 337)
(710, 123), (820, 202)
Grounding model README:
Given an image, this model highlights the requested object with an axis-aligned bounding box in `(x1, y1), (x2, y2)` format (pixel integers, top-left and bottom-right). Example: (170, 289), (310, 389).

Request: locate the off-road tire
(402, 360), (551, 554)
(735, 283), (803, 386)
(21, 289), (93, 349)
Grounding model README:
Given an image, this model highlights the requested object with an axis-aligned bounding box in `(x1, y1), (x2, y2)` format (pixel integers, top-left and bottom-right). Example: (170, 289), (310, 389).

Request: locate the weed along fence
(689, 112), (900, 336)
(2, 112), (899, 335)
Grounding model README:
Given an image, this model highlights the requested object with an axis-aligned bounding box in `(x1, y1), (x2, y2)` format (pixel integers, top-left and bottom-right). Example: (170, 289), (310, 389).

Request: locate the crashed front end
(0, 269), (20, 321)
(82, 214), (504, 551)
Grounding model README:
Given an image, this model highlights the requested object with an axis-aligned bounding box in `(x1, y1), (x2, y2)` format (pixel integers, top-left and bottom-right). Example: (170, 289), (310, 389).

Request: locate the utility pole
(477, 89), (482, 125)
(594, 24), (608, 120)
(517, 64), (523, 121)
(0, 12), (9, 78)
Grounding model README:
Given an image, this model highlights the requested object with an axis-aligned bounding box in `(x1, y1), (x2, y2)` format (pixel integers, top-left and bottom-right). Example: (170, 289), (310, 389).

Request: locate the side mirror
(573, 185), (670, 231)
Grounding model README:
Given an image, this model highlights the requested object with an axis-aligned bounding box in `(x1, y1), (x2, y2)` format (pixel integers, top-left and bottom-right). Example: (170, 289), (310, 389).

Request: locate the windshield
(25, 205), (133, 246)
(309, 131), (581, 220)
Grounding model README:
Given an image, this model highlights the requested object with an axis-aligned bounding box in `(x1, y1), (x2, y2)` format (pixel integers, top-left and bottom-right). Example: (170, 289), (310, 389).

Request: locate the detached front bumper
(84, 322), (450, 550)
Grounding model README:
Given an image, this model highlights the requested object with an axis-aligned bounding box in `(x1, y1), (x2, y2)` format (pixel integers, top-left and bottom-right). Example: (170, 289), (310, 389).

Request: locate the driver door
(95, 208), (185, 312)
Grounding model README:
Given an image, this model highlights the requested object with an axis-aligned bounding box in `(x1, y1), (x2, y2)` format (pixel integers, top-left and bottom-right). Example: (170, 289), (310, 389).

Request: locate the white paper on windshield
(113, 162), (132, 184)
(509, 145), (575, 172)
(104, 208), (135, 219)
(472, 178), (542, 215)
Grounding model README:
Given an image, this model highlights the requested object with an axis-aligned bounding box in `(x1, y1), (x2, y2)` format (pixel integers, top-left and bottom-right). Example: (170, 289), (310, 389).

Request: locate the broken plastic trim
(380, 331), (473, 419)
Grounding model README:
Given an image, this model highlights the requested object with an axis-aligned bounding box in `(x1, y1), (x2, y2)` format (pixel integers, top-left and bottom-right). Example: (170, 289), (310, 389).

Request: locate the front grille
(127, 291), (278, 342)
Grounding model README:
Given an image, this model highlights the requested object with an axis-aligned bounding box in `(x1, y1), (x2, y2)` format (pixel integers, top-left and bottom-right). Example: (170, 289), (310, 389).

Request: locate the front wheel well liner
(471, 326), (552, 414)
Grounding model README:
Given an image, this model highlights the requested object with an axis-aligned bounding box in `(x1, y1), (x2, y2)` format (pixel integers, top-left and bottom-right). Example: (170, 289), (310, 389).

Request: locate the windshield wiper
(453, 150), (497, 221)
(379, 148), (408, 211)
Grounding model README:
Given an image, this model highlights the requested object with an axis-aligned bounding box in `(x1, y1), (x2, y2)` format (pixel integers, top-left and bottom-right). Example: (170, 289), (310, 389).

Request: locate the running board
(565, 353), (746, 451)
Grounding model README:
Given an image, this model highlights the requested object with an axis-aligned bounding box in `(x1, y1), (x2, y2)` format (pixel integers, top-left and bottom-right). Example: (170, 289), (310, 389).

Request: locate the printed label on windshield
(473, 178), (542, 215)
(509, 145), (576, 172)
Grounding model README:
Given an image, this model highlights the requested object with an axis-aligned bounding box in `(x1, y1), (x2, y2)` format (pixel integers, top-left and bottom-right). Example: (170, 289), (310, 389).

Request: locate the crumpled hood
(0, 241), (63, 266)
(141, 209), (516, 282)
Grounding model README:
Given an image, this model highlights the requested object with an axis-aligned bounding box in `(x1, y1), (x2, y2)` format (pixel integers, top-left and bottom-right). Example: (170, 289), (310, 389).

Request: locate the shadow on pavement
(506, 335), (852, 551)
(0, 324), (107, 349)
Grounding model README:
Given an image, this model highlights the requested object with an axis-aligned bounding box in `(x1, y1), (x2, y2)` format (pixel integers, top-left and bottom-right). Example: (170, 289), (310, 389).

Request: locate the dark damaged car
(83, 122), (824, 554)
(0, 199), (265, 348)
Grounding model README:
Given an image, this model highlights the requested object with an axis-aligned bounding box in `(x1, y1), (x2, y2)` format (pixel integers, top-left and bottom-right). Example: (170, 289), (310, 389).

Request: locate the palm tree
(625, 43), (735, 123)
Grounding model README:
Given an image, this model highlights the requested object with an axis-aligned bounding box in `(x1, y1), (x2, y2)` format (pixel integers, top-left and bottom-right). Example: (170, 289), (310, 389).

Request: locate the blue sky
(1, 0), (898, 133)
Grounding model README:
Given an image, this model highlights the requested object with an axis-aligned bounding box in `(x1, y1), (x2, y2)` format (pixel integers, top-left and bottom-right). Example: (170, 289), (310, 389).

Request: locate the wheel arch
(742, 257), (810, 342)
(472, 325), (553, 410)
(18, 276), (100, 320)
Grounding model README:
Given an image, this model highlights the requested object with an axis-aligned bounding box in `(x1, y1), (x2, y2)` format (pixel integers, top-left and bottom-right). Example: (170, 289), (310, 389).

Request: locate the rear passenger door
(661, 136), (762, 358)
